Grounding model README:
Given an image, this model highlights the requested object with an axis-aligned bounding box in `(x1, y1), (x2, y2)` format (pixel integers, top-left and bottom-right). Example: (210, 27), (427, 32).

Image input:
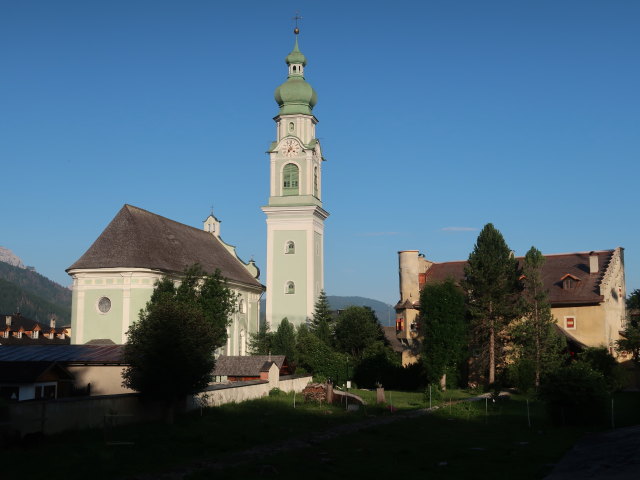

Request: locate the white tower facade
(262, 32), (328, 328)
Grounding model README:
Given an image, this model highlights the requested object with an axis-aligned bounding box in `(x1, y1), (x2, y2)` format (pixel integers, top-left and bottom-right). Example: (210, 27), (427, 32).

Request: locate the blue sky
(2, 1), (638, 312)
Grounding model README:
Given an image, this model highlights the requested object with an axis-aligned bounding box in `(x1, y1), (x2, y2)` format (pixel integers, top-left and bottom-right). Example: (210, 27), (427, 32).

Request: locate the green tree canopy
(248, 323), (273, 355)
(333, 306), (385, 360)
(463, 223), (521, 385)
(122, 265), (236, 419)
(419, 278), (468, 387)
(271, 317), (297, 363)
(296, 324), (348, 384)
(511, 246), (565, 388)
(310, 289), (333, 345)
(627, 289), (640, 312)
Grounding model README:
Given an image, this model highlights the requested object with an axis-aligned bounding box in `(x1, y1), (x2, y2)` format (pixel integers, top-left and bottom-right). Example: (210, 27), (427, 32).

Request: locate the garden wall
(2, 374), (312, 440)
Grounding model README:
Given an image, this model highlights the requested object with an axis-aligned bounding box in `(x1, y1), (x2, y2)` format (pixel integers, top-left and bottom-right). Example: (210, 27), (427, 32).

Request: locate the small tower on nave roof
(203, 208), (221, 238)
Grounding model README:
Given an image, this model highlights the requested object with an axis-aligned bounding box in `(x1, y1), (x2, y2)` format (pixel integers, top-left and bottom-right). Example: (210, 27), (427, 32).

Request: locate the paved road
(545, 425), (640, 479)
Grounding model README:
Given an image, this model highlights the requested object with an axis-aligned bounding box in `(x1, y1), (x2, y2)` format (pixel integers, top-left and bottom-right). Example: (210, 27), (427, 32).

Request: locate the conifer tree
(248, 323), (273, 355)
(310, 289), (333, 345)
(463, 223), (521, 385)
(512, 246), (564, 388)
(271, 318), (297, 363)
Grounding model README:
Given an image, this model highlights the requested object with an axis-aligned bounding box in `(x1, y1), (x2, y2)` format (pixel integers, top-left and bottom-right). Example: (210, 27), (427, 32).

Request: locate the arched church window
(286, 281), (295, 294)
(285, 241), (295, 254)
(283, 163), (299, 195)
(288, 122), (295, 133)
(239, 298), (246, 314)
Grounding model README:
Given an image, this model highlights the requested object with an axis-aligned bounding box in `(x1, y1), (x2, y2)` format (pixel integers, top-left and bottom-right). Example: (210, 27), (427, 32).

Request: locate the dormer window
(561, 274), (580, 290)
(32, 330), (39, 339)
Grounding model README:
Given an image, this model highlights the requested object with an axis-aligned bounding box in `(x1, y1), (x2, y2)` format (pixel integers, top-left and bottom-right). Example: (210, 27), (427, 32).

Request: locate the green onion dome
(274, 36), (317, 115)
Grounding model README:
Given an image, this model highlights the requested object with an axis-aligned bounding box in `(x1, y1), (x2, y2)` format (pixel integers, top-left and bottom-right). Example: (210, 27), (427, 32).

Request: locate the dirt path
(544, 424), (640, 480)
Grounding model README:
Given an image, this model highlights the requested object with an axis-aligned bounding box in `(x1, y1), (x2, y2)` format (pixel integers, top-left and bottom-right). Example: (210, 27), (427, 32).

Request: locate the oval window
(98, 297), (111, 314)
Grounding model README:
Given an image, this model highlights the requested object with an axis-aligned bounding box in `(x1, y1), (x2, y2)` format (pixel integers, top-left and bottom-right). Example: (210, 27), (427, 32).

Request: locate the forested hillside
(260, 295), (394, 326)
(0, 262), (71, 325)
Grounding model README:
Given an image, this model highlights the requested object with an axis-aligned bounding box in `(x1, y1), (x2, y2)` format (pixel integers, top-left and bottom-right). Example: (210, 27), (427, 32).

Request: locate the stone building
(67, 204), (264, 354)
(396, 247), (627, 362)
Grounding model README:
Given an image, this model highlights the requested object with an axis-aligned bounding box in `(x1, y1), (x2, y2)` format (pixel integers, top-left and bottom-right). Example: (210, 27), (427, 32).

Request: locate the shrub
(268, 388), (283, 397)
(506, 357), (536, 394)
(538, 362), (609, 425)
(577, 347), (626, 392)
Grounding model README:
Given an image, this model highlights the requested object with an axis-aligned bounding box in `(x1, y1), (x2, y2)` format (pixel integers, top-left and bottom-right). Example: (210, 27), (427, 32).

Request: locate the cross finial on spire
(210, 204), (215, 216)
(293, 11), (302, 34)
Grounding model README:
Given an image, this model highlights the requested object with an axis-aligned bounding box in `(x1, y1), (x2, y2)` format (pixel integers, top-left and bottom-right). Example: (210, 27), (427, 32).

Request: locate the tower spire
(292, 11), (302, 35)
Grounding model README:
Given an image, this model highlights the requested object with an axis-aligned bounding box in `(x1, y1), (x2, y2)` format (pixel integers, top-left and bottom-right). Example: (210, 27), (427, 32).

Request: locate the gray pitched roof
(67, 205), (262, 290)
(0, 345), (124, 364)
(212, 355), (286, 377)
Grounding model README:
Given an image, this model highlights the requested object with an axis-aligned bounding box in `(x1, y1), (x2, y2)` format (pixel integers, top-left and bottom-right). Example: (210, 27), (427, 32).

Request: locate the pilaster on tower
(262, 28), (328, 329)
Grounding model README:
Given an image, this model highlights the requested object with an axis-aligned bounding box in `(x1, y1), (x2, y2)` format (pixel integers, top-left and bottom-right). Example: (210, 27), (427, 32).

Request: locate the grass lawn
(2, 390), (637, 479)
(188, 393), (592, 480)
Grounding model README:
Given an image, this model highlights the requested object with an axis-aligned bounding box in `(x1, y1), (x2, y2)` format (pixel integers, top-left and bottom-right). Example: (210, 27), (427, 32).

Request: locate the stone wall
(2, 374), (312, 440)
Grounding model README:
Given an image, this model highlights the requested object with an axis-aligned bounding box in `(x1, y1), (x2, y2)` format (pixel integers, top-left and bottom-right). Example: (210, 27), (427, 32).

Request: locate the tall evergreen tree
(419, 279), (468, 388)
(463, 223), (521, 385)
(271, 318), (297, 363)
(310, 289), (333, 345)
(248, 323), (273, 355)
(512, 246), (564, 388)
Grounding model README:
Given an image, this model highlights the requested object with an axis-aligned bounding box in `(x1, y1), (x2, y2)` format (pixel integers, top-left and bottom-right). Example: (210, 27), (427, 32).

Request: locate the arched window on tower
(285, 241), (295, 254)
(286, 281), (295, 294)
(283, 163), (299, 195)
(314, 166), (318, 197)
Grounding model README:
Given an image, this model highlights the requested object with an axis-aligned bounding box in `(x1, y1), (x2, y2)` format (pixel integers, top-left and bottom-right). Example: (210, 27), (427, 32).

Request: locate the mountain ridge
(0, 261), (71, 326)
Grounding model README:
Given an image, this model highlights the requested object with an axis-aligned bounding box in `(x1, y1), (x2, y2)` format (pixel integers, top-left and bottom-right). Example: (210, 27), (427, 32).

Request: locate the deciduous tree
(333, 306), (385, 360)
(122, 265), (236, 421)
(419, 278), (468, 388)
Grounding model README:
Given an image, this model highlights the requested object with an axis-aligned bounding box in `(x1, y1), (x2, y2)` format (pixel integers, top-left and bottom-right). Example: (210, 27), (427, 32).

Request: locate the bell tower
(262, 28), (328, 329)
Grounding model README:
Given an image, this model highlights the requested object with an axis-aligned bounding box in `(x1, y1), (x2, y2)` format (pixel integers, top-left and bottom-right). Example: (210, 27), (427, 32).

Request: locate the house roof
(212, 355), (287, 377)
(1, 314), (70, 345)
(423, 250), (614, 306)
(0, 361), (74, 384)
(382, 326), (406, 353)
(66, 204), (263, 290)
(0, 345), (124, 364)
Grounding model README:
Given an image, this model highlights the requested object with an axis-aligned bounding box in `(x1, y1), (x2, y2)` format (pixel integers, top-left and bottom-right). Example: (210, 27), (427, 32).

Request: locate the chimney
(589, 252), (599, 274)
(5, 315), (11, 327)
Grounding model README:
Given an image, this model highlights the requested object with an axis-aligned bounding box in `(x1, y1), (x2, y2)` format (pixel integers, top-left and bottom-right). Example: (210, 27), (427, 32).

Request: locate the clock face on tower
(283, 139), (301, 157)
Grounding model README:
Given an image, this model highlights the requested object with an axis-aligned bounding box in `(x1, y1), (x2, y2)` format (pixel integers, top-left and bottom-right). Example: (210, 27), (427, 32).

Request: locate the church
(67, 204), (264, 354)
(67, 29), (327, 347)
